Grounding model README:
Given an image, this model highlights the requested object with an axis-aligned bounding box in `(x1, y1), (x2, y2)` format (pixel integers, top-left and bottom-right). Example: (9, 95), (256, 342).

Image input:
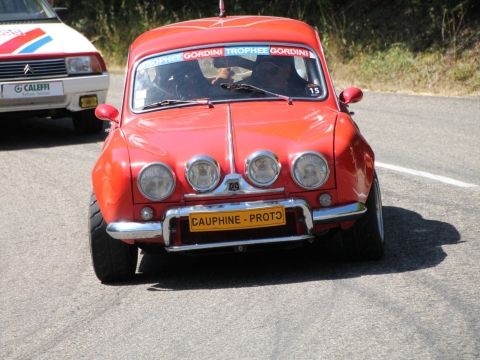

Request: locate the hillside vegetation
(57, 0), (480, 95)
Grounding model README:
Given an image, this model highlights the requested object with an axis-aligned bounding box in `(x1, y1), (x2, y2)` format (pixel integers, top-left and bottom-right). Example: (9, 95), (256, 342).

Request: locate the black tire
(89, 194), (138, 283)
(341, 173), (385, 260)
(72, 109), (104, 134)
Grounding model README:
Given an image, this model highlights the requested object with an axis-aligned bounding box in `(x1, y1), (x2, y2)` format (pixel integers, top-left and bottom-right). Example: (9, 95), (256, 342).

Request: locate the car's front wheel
(89, 194), (138, 283)
(72, 109), (104, 134)
(341, 173), (385, 260)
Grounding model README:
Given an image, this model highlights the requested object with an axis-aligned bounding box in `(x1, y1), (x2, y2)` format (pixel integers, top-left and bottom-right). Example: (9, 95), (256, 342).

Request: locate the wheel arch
(92, 129), (134, 224)
(334, 112), (375, 205)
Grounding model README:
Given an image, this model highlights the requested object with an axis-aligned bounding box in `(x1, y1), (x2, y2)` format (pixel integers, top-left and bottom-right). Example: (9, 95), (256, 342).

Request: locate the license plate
(1, 81), (64, 99)
(189, 206), (286, 232)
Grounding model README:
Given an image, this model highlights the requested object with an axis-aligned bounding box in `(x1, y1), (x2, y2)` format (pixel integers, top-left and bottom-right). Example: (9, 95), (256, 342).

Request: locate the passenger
(137, 66), (175, 106)
(173, 60), (212, 100)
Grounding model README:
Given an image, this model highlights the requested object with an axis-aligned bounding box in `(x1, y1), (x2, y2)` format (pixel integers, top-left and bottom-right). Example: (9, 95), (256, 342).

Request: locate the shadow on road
(115, 206), (460, 290)
(0, 116), (106, 151)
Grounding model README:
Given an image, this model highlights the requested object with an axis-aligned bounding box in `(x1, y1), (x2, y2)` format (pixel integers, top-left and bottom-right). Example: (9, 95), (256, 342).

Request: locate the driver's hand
(211, 68), (234, 85)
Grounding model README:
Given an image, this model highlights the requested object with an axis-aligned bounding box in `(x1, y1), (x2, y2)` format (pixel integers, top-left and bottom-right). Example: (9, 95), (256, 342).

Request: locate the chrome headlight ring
(137, 162), (176, 201)
(245, 150), (281, 187)
(185, 155), (221, 192)
(291, 151), (329, 189)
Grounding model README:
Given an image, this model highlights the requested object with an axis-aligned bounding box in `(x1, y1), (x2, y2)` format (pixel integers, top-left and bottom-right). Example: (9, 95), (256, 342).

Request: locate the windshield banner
(138, 45), (316, 71)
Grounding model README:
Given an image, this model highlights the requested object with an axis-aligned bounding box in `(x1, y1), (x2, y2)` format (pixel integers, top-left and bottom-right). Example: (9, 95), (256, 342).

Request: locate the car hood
(122, 101), (338, 201)
(0, 23), (97, 56)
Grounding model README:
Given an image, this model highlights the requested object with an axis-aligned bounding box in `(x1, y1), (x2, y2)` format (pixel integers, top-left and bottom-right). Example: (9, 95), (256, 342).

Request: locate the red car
(90, 14), (384, 282)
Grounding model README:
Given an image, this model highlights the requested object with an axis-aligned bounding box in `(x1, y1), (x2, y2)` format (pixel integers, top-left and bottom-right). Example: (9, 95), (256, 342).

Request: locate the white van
(0, 0), (109, 133)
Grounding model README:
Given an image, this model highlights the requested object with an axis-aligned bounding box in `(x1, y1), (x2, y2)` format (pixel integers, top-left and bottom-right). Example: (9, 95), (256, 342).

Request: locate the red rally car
(90, 14), (384, 282)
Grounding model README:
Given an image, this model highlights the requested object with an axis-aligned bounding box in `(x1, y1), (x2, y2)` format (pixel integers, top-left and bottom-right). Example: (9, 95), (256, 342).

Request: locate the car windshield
(132, 44), (326, 111)
(0, 0), (57, 22)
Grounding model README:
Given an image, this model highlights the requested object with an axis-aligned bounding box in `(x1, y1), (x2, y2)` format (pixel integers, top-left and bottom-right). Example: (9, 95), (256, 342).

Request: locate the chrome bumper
(106, 199), (366, 252)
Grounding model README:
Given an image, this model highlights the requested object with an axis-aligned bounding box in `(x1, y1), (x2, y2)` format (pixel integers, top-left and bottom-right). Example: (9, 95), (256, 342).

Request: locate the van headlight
(291, 151), (329, 189)
(66, 55), (102, 75)
(185, 156), (220, 192)
(138, 163), (175, 201)
(245, 151), (281, 187)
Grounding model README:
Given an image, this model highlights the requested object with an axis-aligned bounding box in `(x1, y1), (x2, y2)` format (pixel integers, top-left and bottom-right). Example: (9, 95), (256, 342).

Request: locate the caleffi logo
(15, 83), (50, 93)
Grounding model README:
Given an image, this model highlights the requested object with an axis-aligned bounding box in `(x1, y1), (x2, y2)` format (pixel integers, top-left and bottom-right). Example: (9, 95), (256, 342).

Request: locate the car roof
(129, 15), (320, 63)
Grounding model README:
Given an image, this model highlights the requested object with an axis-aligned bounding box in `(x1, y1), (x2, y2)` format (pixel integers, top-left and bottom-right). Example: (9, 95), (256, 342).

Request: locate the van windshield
(0, 0), (57, 22)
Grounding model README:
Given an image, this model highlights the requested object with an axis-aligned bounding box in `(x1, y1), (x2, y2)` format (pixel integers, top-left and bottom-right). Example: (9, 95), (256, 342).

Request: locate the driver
(251, 56), (308, 95)
(254, 61), (291, 92)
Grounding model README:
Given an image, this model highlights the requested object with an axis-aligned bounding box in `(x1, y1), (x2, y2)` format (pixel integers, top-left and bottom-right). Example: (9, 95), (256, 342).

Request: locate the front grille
(176, 209), (305, 245)
(0, 58), (67, 81)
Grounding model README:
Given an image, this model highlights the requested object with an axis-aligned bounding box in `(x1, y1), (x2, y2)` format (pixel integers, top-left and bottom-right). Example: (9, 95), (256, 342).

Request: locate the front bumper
(106, 199), (366, 252)
(0, 73), (109, 113)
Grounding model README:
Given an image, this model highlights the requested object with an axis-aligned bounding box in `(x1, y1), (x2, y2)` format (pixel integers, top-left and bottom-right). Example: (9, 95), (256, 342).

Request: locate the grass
(102, 37), (480, 97)
(325, 42), (480, 96)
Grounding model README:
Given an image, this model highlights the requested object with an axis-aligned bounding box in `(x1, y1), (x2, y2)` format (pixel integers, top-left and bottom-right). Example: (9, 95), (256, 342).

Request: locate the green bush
(55, 0), (480, 94)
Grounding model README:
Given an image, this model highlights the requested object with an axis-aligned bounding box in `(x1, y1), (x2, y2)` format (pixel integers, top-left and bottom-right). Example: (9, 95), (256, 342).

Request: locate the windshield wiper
(220, 83), (292, 104)
(142, 99), (213, 110)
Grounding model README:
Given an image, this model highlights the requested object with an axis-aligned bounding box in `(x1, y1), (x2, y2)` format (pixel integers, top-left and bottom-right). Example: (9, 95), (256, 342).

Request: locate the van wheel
(341, 173), (385, 260)
(72, 109), (103, 134)
(89, 194), (138, 283)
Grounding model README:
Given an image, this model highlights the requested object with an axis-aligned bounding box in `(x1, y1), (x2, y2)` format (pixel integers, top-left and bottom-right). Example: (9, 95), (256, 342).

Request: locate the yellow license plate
(189, 206), (286, 232)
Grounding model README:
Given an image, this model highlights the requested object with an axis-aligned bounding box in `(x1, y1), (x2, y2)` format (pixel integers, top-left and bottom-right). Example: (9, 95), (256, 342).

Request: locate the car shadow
(0, 116), (106, 151)
(116, 206), (460, 290)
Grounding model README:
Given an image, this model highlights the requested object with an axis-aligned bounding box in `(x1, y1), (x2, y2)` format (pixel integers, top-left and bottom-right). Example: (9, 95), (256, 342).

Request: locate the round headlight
(138, 163), (175, 201)
(245, 151), (281, 187)
(185, 156), (220, 192)
(291, 151), (329, 189)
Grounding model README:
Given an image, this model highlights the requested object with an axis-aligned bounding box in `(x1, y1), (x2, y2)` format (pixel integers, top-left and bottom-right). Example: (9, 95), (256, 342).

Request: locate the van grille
(0, 58), (67, 81)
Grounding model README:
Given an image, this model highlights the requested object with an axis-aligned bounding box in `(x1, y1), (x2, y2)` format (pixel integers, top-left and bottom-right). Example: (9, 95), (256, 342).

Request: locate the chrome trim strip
(0, 74), (66, 82)
(165, 235), (314, 252)
(106, 222), (163, 240)
(313, 202), (366, 223)
(226, 104), (235, 174)
(184, 173), (284, 199)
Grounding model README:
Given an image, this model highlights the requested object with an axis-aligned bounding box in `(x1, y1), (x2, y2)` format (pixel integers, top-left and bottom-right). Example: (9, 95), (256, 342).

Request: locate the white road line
(375, 161), (479, 188)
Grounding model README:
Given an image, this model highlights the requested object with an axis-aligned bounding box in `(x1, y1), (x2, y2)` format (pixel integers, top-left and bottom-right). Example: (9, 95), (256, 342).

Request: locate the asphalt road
(1, 74), (479, 359)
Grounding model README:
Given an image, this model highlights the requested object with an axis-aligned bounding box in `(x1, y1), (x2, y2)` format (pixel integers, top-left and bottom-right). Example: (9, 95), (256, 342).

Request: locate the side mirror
(95, 104), (119, 123)
(339, 87), (363, 104)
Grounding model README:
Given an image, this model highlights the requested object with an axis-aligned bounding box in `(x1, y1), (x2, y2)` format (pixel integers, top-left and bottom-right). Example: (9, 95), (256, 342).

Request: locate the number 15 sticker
(305, 84), (321, 97)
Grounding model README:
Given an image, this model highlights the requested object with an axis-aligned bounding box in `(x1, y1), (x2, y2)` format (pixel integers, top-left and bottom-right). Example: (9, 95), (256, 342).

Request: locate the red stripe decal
(0, 28), (46, 54)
